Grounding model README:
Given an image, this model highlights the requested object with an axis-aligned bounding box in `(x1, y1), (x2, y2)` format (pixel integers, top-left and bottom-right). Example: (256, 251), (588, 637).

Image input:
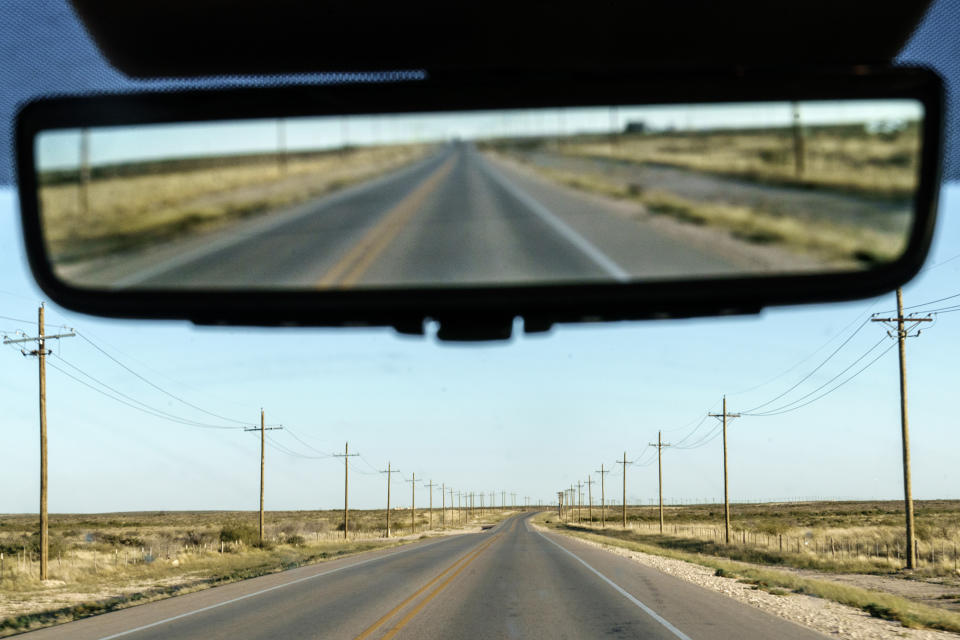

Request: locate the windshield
(1, 2), (960, 639)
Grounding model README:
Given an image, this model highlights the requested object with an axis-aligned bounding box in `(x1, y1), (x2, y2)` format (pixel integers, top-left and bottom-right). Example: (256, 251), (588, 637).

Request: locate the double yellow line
(354, 533), (499, 640)
(318, 156), (457, 289)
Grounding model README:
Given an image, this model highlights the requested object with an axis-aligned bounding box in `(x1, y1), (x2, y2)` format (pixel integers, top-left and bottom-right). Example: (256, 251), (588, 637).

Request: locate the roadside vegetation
(529, 123), (920, 200)
(37, 144), (433, 264)
(537, 500), (960, 633)
(507, 160), (906, 265)
(0, 507), (506, 636)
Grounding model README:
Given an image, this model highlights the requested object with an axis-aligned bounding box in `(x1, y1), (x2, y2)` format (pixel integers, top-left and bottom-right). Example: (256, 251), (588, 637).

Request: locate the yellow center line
(378, 534), (500, 640)
(353, 534), (498, 640)
(317, 155), (457, 289)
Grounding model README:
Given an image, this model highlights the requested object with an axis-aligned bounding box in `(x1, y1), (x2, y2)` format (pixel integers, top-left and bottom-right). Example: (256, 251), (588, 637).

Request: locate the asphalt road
(68, 143), (757, 289)
(23, 513), (828, 640)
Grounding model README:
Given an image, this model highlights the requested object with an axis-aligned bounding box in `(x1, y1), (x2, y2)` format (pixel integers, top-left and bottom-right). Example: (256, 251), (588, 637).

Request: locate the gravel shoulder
(539, 524), (959, 640)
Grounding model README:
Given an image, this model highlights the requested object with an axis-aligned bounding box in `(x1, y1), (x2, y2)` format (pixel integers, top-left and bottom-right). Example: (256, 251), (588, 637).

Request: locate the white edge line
(537, 530), (694, 640)
(96, 535), (454, 640)
(477, 153), (631, 282)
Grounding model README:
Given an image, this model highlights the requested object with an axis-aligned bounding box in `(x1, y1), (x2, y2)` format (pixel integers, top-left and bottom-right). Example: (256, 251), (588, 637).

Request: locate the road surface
(23, 513), (827, 639)
(63, 143), (776, 290)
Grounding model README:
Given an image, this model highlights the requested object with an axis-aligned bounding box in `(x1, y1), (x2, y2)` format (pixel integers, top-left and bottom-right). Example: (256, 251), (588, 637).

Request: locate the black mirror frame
(15, 65), (943, 339)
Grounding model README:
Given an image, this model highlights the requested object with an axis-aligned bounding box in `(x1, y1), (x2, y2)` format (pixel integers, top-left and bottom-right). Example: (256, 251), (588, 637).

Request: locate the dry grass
(538, 515), (960, 634)
(559, 500), (960, 576)
(38, 144), (432, 263)
(516, 162), (904, 265)
(546, 125), (921, 200)
(0, 507), (504, 636)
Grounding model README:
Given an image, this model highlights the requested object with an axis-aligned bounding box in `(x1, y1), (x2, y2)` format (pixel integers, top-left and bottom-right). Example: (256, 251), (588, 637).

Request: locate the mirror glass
(33, 99), (923, 289)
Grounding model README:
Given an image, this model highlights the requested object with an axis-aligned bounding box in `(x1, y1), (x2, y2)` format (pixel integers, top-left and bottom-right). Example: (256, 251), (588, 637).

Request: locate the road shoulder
(533, 522), (957, 640)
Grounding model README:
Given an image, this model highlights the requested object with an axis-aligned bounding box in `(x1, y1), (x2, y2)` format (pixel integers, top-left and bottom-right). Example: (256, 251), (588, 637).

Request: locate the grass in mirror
(484, 123), (919, 266)
(0, 508), (511, 637)
(37, 144), (433, 264)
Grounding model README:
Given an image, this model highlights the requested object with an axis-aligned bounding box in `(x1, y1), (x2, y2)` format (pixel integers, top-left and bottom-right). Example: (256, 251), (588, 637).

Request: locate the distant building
(624, 121), (647, 134)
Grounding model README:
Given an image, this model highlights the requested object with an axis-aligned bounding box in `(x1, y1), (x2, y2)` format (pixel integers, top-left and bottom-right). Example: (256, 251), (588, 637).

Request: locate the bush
(219, 524), (259, 547)
(286, 535), (305, 546)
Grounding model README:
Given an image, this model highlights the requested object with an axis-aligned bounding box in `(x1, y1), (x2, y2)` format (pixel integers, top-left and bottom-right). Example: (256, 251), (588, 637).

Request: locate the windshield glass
(1, 2), (960, 639)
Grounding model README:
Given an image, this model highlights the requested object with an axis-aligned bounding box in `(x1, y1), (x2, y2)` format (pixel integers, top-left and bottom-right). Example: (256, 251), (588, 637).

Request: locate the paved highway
(71, 143), (761, 289)
(24, 513), (827, 639)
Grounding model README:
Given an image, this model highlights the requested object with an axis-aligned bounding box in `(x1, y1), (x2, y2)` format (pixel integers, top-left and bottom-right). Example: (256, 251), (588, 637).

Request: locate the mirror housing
(15, 66), (943, 340)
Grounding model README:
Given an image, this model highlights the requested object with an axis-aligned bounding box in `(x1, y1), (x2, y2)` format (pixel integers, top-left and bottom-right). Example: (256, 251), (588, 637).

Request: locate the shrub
(219, 524), (258, 547)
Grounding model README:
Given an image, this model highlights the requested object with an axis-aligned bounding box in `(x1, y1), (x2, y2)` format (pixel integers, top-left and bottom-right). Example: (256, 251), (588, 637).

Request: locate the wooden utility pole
(502, 490), (506, 512)
(585, 477), (594, 524)
(4, 304), (74, 580)
(407, 473), (417, 533)
(616, 452), (631, 527)
(791, 101), (805, 177)
(871, 288), (931, 569)
(596, 464), (610, 528)
(557, 491), (564, 518)
(441, 483), (446, 529)
(649, 431), (672, 534)
(243, 410), (283, 545)
(577, 481), (582, 523)
(379, 463), (399, 537)
(333, 442), (359, 539)
(424, 480), (434, 530)
(79, 128), (91, 217)
(710, 398), (740, 544)
(512, 492), (518, 509)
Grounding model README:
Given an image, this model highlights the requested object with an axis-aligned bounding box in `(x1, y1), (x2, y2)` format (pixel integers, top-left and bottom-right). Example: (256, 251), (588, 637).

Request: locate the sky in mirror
(35, 100), (923, 169)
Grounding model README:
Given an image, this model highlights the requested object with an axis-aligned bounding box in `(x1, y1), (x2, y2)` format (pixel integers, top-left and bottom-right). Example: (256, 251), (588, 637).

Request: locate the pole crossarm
(4, 332), (75, 345)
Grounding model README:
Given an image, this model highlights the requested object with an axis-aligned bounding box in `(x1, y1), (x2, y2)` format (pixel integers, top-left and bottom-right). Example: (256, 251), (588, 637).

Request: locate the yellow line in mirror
(317, 155), (457, 288)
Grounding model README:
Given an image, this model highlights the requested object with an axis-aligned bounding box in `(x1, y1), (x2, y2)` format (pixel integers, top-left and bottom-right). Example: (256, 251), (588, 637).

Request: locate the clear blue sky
(2, 181), (960, 514)
(36, 100), (922, 170)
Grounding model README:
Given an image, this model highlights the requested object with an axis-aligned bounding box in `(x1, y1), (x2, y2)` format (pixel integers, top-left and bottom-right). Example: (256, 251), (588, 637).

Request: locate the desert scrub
(38, 144), (433, 263)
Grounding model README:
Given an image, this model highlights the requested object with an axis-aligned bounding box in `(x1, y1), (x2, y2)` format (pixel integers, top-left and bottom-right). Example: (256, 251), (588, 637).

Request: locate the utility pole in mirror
(596, 464), (610, 528)
(3, 304), (74, 580)
(245, 410), (282, 546)
(710, 398), (740, 544)
(791, 101), (805, 177)
(379, 462), (399, 537)
(871, 288), (932, 570)
(333, 442), (359, 540)
(649, 431), (672, 534)
(78, 128), (91, 217)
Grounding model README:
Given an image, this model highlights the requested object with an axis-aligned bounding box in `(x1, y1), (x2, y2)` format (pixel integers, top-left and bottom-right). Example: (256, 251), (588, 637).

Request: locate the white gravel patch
(539, 526), (957, 640)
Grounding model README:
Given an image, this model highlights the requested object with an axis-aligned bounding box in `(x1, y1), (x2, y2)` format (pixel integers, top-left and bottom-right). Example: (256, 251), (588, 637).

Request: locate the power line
(47, 354), (245, 430)
(745, 341), (896, 417)
(76, 332), (250, 425)
(741, 319), (870, 414)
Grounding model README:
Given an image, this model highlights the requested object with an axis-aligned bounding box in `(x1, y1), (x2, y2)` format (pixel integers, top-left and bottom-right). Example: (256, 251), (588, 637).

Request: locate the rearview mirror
(15, 67), (942, 339)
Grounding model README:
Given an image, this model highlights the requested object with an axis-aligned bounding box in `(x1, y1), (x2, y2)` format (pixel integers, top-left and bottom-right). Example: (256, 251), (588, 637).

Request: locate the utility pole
(276, 119), (287, 175)
(512, 492), (517, 509)
(616, 452), (631, 527)
(585, 477), (594, 524)
(79, 128), (91, 217)
(649, 431), (672, 534)
(557, 491), (564, 518)
(577, 481), (583, 523)
(407, 473), (417, 533)
(379, 462), (399, 537)
(243, 410), (283, 545)
(333, 442), (359, 539)
(502, 490), (506, 512)
(872, 287), (931, 569)
(710, 398), (740, 544)
(596, 464), (610, 528)
(791, 101), (805, 177)
(4, 304), (74, 580)
(424, 479), (434, 530)
(441, 483), (446, 529)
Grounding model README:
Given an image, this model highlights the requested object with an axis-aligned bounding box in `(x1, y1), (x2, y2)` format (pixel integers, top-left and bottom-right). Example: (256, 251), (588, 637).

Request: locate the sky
(2, 181), (960, 514)
(35, 100), (923, 170)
